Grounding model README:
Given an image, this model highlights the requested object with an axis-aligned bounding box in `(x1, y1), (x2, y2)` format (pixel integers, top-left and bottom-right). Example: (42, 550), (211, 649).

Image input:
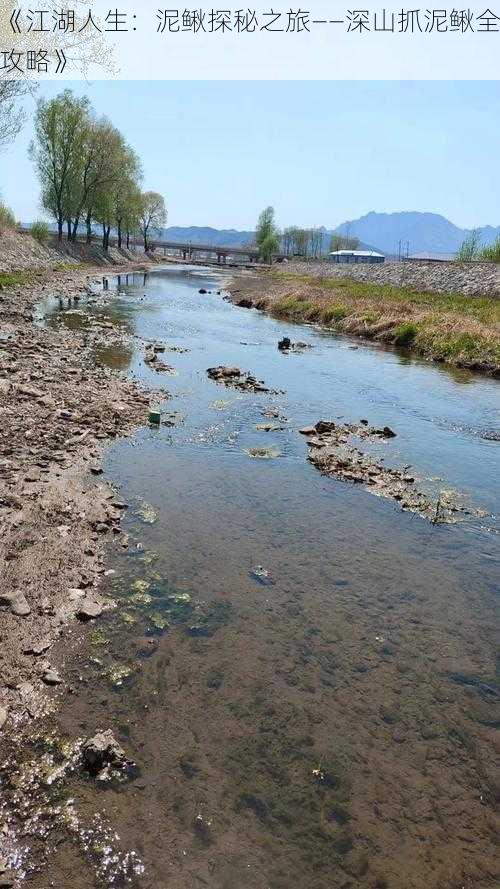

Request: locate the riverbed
(15, 265), (500, 888)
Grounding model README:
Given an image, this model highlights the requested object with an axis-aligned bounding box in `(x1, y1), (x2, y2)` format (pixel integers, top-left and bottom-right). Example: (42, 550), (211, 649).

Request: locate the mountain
(334, 211), (500, 257)
(160, 226), (255, 247)
(34, 213), (500, 258)
(160, 225), (381, 254)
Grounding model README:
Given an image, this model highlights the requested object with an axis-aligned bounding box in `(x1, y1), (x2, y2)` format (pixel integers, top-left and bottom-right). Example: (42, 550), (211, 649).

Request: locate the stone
(0, 591), (31, 616)
(82, 729), (127, 773)
(0, 707), (7, 730)
(315, 420), (336, 434)
(24, 640), (51, 656)
(42, 668), (62, 686)
(378, 426), (396, 438)
(77, 599), (103, 620)
(90, 464), (103, 475)
(299, 425), (317, 436)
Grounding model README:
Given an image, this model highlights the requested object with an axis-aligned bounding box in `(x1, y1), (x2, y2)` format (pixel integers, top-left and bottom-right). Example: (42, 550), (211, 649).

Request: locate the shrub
(31, 220), (50, 245)
(479, 237), (500, 263)
(456, 229), (481, 262)
(393, 321), (418, 346)
(0, 201), (16, 233)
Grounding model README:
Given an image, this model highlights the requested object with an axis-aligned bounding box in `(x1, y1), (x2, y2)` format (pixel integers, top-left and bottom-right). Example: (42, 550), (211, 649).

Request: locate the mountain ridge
(161, 212), (499, 257)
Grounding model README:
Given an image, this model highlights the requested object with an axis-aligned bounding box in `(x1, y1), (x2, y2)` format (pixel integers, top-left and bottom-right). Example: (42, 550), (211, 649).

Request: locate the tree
(0, 81), (35, 149)
(139, 191), (167, 252)
(256, 206), (280, 262)
(113, 147), (142, 248)
(330, 233), (360, 252)
(118, 182), (142, 250)
(30, 90), (91, 240)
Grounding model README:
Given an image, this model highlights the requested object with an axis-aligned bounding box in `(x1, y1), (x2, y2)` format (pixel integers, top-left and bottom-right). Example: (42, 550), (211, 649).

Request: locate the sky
(1, 81), (499, 231)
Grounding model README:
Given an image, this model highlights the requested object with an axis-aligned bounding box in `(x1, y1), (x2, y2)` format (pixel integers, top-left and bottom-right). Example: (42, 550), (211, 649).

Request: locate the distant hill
(334, 211), (500, 257)
(160, 226), (255, 247)
(33, 213), (500, 258)
(160, 225), (381, 255)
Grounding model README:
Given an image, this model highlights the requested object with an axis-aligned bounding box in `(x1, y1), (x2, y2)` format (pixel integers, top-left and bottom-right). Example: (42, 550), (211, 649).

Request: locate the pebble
(77, 599), (103, 620)
(0, 591), (31, 616)
(42, 668), (62, 686)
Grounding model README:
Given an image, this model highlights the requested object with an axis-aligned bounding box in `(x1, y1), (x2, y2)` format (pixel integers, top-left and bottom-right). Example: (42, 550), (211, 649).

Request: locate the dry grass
(245, 272), (500, 374)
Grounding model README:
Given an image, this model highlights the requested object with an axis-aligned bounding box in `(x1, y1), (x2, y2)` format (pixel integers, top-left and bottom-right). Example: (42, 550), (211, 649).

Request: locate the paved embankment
(281, 259), (500, 298)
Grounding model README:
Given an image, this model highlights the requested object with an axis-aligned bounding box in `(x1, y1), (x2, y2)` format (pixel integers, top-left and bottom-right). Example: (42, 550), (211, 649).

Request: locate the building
(329, 250), (385, 264)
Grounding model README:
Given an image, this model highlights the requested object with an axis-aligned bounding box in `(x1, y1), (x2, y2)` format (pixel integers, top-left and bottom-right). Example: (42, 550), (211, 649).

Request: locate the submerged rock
(245, 446), (281, 459)
(82, 729), (128, 777)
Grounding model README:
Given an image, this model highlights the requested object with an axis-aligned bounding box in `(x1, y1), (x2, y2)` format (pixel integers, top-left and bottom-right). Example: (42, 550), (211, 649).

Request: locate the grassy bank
(233, 272), (500, 376)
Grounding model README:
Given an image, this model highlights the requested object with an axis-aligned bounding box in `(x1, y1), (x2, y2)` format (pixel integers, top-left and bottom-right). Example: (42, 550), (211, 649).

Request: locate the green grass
(264, 271), (500, 373)
(394, 321), (418, 346)
(271, 271), (499, 326)
(30, 220), (50, 245)
(0, 201), (16, 231)
(0, 270), (33, 288)
(321, 304), (348, 323)
(479, 237), (500, 262)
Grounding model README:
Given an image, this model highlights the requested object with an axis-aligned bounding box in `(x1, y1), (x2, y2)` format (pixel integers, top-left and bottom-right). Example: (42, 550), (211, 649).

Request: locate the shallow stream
(24, 266), (500, 888)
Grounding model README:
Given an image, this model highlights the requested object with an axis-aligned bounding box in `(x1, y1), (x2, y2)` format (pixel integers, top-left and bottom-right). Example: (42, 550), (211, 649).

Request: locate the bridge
(22, 226), (280, 264)
(145, 239), (262, 263)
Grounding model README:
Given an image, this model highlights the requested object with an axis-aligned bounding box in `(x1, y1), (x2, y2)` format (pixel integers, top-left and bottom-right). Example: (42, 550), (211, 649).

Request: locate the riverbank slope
(0, 253), (156, 738)
(228, 268), (500, 376)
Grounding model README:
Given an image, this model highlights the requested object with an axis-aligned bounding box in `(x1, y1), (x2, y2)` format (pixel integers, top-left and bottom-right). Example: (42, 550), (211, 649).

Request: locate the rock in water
(82, 729), (127, 774)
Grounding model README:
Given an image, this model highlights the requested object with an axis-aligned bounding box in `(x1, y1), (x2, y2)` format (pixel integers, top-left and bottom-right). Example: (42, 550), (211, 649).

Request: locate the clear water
(27, 266), (499, 889)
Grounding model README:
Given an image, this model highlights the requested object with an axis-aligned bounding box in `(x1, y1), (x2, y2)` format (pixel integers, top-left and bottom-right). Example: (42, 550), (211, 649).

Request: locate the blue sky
(1, 81), (498, 230)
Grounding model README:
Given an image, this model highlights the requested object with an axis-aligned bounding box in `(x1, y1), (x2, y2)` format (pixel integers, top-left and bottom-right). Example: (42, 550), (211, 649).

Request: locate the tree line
(29, 89), (167, 251)
(255, 207), (360, 262)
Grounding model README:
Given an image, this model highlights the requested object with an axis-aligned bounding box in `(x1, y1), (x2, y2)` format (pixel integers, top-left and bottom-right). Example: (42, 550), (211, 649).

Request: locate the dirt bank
(0, 259), (157, 742)
(227, 269), (500, 376)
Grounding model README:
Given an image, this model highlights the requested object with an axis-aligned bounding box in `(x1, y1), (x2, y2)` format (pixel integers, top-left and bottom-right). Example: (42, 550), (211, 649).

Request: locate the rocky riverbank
(0, 260), (157, 745)
(280, 258), (500, 298)
(227, 268), (500, 375)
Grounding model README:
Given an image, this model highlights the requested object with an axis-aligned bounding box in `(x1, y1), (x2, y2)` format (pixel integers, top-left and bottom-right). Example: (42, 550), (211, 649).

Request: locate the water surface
(28, 266), (499, 889)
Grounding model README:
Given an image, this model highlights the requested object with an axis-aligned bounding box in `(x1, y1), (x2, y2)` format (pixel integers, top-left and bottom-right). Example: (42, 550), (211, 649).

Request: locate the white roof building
(328, 250), (385, 264)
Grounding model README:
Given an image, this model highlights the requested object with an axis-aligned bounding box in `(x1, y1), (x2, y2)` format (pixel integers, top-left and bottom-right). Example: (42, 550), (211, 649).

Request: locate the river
(26, 265), (499, 889)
